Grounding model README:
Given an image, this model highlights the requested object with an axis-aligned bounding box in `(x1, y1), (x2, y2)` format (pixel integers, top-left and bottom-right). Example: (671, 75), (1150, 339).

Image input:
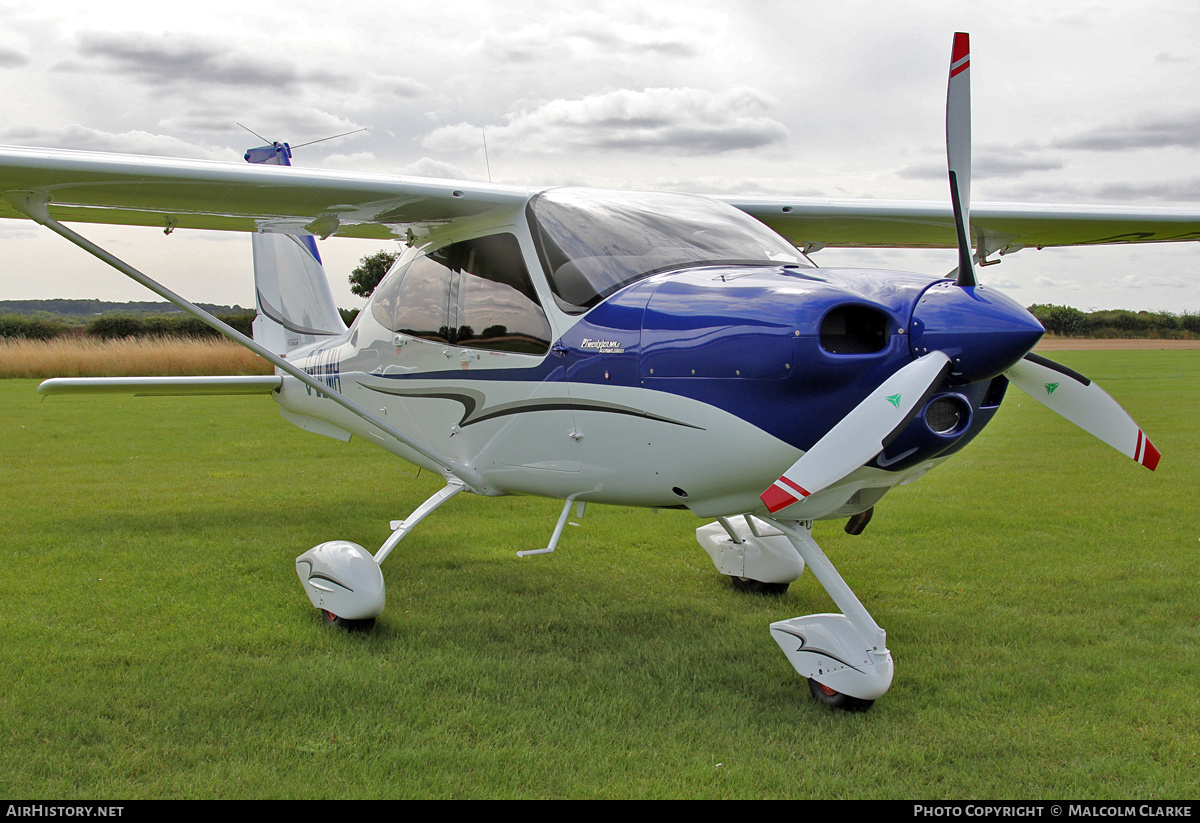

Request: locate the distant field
(1036, 338), (1200, 350)
(0, 351), (1196, 798)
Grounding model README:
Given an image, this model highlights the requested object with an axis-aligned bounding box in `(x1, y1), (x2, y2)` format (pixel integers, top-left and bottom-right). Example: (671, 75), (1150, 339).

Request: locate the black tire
(729, 576), (789, 595)
(808, 678), (874, 712)
(321, 609), (376, 632)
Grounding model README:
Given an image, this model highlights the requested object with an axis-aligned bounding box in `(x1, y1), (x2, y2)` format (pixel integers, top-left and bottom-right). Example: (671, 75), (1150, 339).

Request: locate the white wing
(723, 196), (1200, 251)
(3, 144), (1199, 250)
(0, 145), (529, 240)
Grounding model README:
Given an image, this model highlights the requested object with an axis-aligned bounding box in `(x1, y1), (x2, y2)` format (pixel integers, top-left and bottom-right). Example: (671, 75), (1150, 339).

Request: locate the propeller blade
(947, 31), (976, 288)
(761, 352), (952, 513)
(1005, 353), (1160, 470)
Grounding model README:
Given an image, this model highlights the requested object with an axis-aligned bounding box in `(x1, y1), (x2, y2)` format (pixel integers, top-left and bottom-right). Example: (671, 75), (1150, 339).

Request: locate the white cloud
(0, 125), (233, 159)
(162, 107), (363, 147)
(985, 274), (1021, 289)
(477, 11), (706, 64)
(422, 87), (787, 156)
(1112, 273), (1189, 289)
(1035, 275), (1084, 291)
(396, 157), (471, 180)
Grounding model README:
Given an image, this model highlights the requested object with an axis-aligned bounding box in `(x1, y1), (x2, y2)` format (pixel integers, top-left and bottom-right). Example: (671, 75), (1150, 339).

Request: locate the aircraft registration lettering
(304, 348), (342, 397)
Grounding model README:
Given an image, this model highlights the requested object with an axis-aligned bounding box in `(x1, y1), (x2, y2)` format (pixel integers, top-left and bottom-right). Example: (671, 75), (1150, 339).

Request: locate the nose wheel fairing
(760, 519), (894, 704)
(770, 614), (894, 702)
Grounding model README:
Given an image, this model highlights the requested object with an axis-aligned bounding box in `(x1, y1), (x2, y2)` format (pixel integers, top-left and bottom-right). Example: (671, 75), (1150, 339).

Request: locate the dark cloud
(377, 76), (430, 99)
(1088, 179), (1200, 202)
(1053, 111), (1200, 151)
(974, 155), (1064, 177)
(0, 47), (29, 68)
(567, 27), (698, 58)
(899, 148), (1063, 180)
(982, 178), (1200, 204)
(480, 15), (703, 64)
(75, 32), (352, 92)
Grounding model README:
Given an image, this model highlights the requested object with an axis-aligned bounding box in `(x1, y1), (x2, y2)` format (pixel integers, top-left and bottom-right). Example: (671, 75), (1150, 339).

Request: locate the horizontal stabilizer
(38, 376), (281, 396)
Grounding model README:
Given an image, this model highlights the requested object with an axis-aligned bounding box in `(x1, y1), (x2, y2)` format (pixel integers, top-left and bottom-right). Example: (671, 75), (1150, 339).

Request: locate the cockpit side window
(453, 233), (551, 355)
(370, 254), (453, 343)
(370, 257), (411, 332)
(367, 233), (550, 354)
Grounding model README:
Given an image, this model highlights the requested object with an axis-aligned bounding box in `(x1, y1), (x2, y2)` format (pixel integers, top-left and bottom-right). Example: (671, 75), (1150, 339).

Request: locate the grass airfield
(0, 350), (1196, 799)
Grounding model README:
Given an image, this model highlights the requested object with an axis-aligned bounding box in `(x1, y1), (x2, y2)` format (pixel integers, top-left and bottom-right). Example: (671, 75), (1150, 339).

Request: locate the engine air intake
(820, 305), (890, 354)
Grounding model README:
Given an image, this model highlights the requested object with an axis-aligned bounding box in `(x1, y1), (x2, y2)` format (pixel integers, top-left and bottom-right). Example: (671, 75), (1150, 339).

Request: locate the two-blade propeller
(947, 31), (976, 288)
(760, 32), (1159, 516)
(761, 353), (951, 513)
(1005, 353), (1160, 469)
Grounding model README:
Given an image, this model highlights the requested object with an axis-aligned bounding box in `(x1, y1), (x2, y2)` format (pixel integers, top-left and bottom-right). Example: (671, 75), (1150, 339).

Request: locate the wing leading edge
(724, 196), (1200, 252)
(2, 144), (1199, 249)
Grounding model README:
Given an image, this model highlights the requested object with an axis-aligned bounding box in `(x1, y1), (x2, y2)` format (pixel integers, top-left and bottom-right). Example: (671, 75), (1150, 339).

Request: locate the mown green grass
(1, 351), (1196, 798)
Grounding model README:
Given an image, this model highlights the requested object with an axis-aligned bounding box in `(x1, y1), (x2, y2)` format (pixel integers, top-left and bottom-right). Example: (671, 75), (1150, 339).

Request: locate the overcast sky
(2, 0), (1198, 311)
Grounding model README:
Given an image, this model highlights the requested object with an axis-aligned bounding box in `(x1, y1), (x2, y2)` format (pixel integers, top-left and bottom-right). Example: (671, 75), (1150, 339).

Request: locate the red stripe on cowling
(950, 60), (970, 78)
(777, 475), (811, 497)
(1141, 437), (1161, 471)
(951, 32), (970, 63)
(761, 484), (799, 513)
(1135, 429), (1144, 462)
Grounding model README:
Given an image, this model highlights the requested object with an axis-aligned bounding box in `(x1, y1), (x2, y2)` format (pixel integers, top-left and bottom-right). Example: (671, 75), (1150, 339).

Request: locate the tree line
(1028, 304), (1200, 338)
(0, 311), (256, 341)
(4, 250), (1196, 342)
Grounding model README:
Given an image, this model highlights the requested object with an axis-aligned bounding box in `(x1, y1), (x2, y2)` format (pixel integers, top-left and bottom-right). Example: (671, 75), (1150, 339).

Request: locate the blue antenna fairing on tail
(244, 142), (322, 264)
(244, 142), (292, 166)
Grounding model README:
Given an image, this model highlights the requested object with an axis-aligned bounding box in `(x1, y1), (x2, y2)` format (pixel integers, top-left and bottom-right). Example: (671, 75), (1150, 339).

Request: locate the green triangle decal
(886, 393), (902, 408)
(1045, 382), (1059, 395)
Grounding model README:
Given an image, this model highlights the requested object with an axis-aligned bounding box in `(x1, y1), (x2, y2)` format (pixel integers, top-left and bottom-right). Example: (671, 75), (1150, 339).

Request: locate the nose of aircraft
(908, 281), (1044, 382)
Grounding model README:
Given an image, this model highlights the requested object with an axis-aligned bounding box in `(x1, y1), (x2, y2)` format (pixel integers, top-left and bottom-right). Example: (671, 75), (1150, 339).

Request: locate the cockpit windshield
(527, 188), (809, 313)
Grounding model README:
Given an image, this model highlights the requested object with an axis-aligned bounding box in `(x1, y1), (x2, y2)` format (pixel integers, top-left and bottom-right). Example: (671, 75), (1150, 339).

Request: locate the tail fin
(245, 142), (347, 355)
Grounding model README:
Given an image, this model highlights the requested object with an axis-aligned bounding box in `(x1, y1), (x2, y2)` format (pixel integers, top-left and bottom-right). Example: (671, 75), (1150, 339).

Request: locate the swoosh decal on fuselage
(359, 383), (705, 430)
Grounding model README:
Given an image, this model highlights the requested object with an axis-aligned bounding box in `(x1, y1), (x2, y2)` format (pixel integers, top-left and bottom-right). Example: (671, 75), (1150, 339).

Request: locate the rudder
(245, 142), (346, 355)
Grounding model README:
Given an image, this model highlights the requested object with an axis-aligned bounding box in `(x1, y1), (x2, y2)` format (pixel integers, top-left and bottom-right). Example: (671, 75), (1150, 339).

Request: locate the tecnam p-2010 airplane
(2, 35), (1191, 710)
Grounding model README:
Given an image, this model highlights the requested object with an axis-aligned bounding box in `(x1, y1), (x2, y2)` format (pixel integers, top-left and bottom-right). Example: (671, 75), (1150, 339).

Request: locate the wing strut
(4, 190), (485, 493)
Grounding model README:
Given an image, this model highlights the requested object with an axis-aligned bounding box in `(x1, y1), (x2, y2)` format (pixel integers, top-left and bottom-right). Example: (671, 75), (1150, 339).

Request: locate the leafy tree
(349, 250), (400, 298)
(0, 313), (66, 340)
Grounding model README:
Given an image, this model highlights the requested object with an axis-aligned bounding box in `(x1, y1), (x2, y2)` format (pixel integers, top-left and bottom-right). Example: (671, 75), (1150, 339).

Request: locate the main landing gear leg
(761, 518), (893, 711)
(294, 478), (466, 629)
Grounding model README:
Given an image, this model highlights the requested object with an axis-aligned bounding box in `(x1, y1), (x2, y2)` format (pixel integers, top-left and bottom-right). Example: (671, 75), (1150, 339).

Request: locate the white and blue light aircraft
(2, 35), (1191, 709)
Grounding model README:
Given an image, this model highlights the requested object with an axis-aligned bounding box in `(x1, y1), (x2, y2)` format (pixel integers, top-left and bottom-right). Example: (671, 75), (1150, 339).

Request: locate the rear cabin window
(369, 233), (551, 355)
